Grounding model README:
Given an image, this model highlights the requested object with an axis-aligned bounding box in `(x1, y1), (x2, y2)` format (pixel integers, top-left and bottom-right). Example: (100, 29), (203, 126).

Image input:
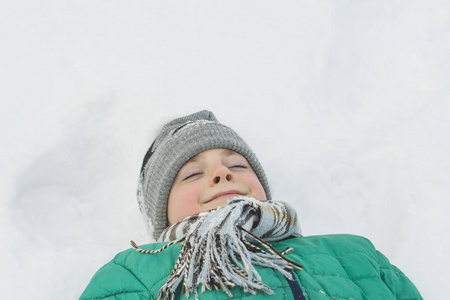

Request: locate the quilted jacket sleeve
(79, 260), (150, 300)
(376, 250), (423, 300)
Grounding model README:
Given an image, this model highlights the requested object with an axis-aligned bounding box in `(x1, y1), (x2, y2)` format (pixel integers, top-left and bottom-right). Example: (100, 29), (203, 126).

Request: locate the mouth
(206, 190), (245, 203)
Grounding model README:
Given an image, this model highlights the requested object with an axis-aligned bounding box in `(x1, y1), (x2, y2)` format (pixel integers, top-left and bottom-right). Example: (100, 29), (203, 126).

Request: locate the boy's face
(167, 148), (267, 225)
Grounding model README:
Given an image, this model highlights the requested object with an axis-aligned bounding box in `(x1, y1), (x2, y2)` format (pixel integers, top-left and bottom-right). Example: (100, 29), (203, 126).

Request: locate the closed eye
(183, 172), (202, 180)
(230, 164), (247, 169)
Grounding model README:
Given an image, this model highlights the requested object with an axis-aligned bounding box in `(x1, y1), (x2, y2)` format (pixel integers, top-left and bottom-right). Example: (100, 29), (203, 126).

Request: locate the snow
(1, 1), (449, 299)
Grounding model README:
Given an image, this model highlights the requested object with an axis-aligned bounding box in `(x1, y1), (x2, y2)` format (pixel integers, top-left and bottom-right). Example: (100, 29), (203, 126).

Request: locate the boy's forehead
(188, 148), (238, 163)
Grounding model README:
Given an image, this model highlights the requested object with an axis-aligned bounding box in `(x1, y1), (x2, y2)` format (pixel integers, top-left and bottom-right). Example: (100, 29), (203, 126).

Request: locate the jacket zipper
(284, 269), (306, 300)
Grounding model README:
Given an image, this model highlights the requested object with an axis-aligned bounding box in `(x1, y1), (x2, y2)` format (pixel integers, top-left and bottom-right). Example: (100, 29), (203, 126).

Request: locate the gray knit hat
(137, 110), (271, 240)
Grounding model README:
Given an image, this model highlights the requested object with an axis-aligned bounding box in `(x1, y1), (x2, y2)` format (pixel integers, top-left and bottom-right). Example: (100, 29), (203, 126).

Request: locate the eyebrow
(222, 149), (237, 156)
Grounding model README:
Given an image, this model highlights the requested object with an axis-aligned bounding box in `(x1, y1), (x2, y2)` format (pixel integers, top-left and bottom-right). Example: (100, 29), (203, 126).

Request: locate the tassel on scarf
(131, 197), (303, 300)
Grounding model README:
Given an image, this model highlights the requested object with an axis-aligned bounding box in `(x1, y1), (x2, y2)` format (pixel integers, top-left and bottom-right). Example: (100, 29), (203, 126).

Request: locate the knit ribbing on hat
(137, 110), (271, 240)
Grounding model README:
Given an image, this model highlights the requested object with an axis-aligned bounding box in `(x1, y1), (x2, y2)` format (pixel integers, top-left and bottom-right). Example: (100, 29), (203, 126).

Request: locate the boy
(81, 110), (422, 300)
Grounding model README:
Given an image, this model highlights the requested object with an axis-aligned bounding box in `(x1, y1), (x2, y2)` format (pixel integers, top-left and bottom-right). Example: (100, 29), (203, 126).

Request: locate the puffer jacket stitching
(377, 251), (419, 300)
(89, 290), (147, 300)
(225, 285), (297, 300)
(296, 283), (360, 300)
(114, 253), (175, 297)
(309, 273), (380, 281)
(298, 270), (378, 300)
(380, 266), (403, 274)
(290, 270), (309, 300)
(379, 268), (419, 300)
(111, 260), (150, 294)
(294, 251), (375, 259)
(272, 266), (294, 299)
(147, 269), (173, 293)
(298, 277), (345, 300)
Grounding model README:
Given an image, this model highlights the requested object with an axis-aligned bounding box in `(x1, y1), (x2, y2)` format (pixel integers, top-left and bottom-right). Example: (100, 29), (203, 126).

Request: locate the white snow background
(1, 1), (449, 299)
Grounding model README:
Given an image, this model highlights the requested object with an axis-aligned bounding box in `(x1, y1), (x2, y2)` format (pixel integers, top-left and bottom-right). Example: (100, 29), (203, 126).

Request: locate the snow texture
(1, 1), (449, 299)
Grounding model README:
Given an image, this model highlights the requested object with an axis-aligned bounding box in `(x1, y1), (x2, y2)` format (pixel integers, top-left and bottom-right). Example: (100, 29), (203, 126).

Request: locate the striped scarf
(131, 197), (303, 300)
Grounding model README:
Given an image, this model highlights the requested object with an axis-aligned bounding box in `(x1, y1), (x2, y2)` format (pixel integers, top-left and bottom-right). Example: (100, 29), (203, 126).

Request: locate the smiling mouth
(207, 191), (245, 203)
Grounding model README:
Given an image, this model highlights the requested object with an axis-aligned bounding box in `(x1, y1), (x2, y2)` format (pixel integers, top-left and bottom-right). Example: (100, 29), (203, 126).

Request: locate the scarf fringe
(131, 197), (303, 299)
(131, 235), (302, 300)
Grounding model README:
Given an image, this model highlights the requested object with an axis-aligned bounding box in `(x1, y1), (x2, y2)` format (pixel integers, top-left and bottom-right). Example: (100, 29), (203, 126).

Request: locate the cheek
(251, 184), (267, 200)
(242, 174), (267, 200)
(167, 183), (203, 224)
(172, 201), (200, 221)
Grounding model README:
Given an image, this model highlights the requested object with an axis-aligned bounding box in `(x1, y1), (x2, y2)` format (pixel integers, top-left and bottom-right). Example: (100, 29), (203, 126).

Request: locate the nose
(210, 166), (235, 186)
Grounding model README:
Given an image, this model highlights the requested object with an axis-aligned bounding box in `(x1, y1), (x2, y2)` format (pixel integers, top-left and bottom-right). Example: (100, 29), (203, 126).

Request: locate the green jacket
(80, 234), (422, 300)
